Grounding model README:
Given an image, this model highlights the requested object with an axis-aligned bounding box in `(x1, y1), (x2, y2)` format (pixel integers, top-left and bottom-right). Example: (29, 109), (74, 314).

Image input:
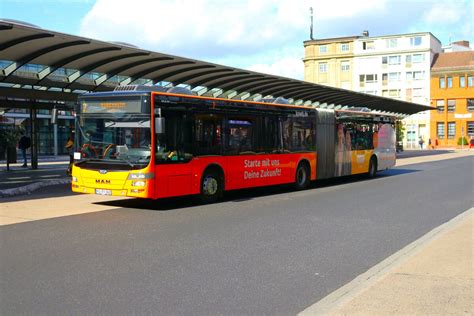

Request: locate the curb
(0, 178), (71, 198)
(299, 207), (474, 315)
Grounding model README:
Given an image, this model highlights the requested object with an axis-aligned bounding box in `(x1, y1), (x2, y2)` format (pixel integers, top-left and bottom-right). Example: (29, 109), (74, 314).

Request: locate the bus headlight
(128, 173), (154, 180)
(72, 176), (78, 182)
(131, 180), (146, 187)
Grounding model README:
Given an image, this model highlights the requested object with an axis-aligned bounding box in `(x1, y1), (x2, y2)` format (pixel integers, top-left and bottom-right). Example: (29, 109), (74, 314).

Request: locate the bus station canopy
(0, 19), (432, 116)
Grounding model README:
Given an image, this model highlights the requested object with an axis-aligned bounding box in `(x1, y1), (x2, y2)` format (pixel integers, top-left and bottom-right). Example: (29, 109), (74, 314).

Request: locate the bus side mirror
(155, 117), (165, 134)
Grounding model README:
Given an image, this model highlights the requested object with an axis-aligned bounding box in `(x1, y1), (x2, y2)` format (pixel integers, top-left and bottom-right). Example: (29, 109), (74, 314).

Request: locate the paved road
(1, 156), (472, 314)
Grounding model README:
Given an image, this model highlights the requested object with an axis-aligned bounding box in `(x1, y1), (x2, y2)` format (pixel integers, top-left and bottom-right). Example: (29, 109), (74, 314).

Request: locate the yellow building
(430, 51), (474, 147)
(303, 36), (359, 90)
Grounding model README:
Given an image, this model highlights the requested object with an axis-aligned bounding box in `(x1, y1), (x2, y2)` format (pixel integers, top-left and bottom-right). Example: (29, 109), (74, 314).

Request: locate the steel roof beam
(35, 47), (121, 83)
(150, 65), (216, 83)
(275, 86), (319, 99)
(260, 82), (301, 95)
(228, 78), (291, 94)
(218, 77), (276, 91)
(124, 60), (196, 85)
(0, 33), (54, 51)
(186, 71), (249, 86)
(2, 40), (90, 80)
(171, 69), (233, 85)
(94, 56), (173, 86)
(65, 52), (149, 87)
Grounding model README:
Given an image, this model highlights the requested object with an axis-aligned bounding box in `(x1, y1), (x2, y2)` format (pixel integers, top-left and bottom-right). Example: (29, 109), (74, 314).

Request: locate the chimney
(362, 30), (369, 37)
(453, 40), (470, 47)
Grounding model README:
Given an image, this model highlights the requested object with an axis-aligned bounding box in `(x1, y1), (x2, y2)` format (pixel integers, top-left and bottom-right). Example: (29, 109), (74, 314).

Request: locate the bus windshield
(76, 96), (151, 169)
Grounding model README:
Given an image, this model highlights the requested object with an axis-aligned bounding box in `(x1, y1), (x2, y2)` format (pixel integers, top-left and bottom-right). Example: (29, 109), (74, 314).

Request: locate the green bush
(457, 137), (468, 145)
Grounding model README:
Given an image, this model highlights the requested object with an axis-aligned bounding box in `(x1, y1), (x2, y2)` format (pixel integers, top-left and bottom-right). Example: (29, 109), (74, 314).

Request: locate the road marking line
(298, 207), (474, 315)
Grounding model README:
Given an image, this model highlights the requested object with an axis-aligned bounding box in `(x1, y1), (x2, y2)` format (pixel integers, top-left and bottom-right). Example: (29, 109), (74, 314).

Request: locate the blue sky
(1, 0), (473, 79)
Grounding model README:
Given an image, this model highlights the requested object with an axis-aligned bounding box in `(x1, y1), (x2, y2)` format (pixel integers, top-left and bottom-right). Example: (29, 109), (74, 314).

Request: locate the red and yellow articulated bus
(71, 85), (396, 202)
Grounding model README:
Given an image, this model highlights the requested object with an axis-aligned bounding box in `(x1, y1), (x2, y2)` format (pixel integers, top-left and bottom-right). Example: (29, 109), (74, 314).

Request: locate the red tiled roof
(432, 51), (474, 69)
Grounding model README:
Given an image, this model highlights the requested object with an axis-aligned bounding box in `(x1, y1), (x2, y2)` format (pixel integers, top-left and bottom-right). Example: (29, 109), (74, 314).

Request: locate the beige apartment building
(304, 32), (444, 149)
(303, 36), (360, 90)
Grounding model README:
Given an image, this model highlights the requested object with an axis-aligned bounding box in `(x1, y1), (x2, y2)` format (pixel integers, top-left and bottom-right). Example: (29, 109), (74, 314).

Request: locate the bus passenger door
(154, 108), (193, 198)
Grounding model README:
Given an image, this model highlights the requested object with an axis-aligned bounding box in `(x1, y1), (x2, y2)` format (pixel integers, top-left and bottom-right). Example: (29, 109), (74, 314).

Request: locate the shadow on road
(94, 167), (420, 211)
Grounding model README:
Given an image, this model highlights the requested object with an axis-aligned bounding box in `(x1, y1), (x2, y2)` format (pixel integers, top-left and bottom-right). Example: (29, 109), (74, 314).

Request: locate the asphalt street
(1, 156), (473, 314)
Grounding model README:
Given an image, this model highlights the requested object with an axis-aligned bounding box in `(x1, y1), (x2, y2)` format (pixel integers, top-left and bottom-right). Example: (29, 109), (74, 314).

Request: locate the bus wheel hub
(203, 177), (218, 195)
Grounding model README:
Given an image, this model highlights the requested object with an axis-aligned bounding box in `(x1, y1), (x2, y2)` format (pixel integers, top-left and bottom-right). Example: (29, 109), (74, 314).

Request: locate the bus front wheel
(200, 169), (223, 203)
(294, 162), (310, 190)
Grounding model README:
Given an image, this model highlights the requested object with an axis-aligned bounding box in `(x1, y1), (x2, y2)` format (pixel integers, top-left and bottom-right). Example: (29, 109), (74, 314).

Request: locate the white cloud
(423, 2), (462, 24)
(79, 0), (472, 81)
(248, 56), (303, 79)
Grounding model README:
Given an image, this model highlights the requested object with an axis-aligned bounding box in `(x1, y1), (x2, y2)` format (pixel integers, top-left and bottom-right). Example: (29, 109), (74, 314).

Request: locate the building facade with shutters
(303, 32), (443, 149)
(353, 32), (442, 149)
(430, 51), (474, 147)
(303, 36), (360, 90)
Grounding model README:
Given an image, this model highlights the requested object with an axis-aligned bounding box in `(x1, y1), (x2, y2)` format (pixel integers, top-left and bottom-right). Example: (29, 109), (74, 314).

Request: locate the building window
(319, 63), (328, 73)
(467, 99), (474, 112)
(467, 121), (474, 137)
(447, 77), (453, 88)
(412, 54), (424, 63)
(363, 41), (375, 50)
(410, 36), (422, 46)
(406, 55), (412, 65)
(382, 73), (388, 84)
(414, 71), (424, 80)
(388, 55), (401, 65)
(447, 122), (456, 139)
(382, 56), (387, 65)
(341, 43), (349, 52)
(468, 76), (473, 87)
(386, 38), (398, 48)
(437, 122), (445, 139)
(436, 100), (445, 112)
(341, 61), (350, 72)
(388, 72), (400, 82)
(360, 74), (378, 84)
(460, 76), (466, 88)
(439, 77), (446, 88)
(447, 99), (456, 112)
(319, 45), (327, 53)
(413, 88), (423, 98)
(388, 89), (401, 98)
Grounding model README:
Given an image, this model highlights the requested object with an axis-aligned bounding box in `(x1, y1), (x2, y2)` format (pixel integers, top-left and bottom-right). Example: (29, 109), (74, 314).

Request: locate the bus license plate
(95, 189), (112, 195)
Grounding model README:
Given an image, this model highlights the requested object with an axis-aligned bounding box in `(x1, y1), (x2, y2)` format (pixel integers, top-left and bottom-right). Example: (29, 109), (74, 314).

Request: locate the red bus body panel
(152, 153), (316, 199)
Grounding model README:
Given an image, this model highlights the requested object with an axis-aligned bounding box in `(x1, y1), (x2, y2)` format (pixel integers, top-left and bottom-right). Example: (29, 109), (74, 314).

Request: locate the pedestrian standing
(65, 134), (74, 175)
(418, 137), (424, 150)
(428, 138), (432, 149)
(18, 132), (31, 167)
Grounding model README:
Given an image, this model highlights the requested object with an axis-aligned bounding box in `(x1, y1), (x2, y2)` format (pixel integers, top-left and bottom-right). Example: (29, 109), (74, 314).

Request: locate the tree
(0, 127), (23, 171)
(396, 120), (405, 142)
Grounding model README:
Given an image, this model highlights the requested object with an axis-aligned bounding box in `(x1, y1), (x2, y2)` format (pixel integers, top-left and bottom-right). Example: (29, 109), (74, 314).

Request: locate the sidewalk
(0, 155), (71, 198)
(300, 208), (473, 315)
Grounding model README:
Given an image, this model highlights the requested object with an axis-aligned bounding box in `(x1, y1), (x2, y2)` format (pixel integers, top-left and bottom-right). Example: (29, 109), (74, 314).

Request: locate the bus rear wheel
(294, 162), (310, 190)
(200, 169), (223, 203)
(368, 156), (377, 178)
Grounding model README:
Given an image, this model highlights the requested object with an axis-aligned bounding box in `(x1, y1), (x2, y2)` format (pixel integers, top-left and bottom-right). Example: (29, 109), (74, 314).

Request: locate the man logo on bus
(96, 179), (111, 184)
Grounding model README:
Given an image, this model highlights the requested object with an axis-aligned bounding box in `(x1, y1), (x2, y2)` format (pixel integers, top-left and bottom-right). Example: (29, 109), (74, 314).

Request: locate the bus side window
(225, 118), (255, 155)
(194, 113), (222, 156)
(265, 116), (279, 153)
